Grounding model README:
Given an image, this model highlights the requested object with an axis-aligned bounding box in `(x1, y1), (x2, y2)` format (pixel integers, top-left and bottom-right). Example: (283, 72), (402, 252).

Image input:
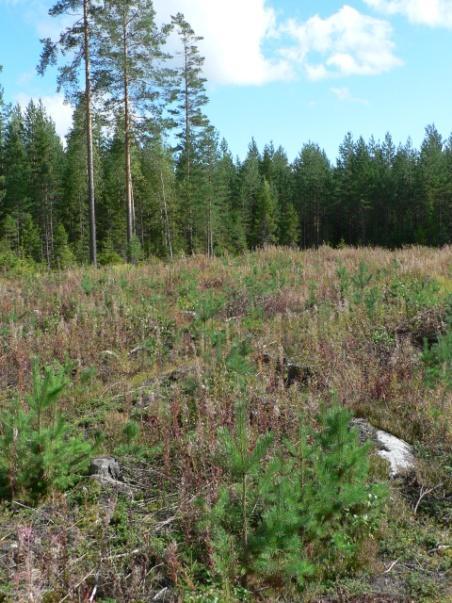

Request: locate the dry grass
(0, 245), (450, 602)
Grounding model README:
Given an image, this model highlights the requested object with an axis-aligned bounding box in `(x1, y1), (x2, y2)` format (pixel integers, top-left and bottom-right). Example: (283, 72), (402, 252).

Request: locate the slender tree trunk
(160, 169), (173, 259)
(315, 197), (320, 247)
(207, 172), (213, 257)
(44, 186), (51, 268)
(83, 0), (97, 266)
(183, 45), (194, 253)
(78, 191), (84, 249)
(122, 10), (134, 262)
(49, 190), (55, 261)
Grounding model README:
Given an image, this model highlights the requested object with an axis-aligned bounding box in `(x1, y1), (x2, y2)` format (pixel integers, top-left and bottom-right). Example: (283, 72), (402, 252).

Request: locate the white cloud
(364, 0), (452, 27)
(279, 5), (402, 80)
(16, 93), (73, 142)
(3, 0), (402, 86)
(331, 86), (369, 104)
(154, 0), (292, 85)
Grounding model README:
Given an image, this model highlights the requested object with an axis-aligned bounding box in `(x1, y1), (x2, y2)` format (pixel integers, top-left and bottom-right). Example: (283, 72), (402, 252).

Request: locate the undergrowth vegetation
(0, 246), (450, 602)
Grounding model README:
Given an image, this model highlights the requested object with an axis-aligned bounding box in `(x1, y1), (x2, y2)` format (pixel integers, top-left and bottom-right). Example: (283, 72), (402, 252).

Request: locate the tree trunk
(183, 44), (194, 254)
(83, 0), (97, 266)
(160, 169), (173, 259)
(123, 10), (134, 262)
(207, 172), (213, 257)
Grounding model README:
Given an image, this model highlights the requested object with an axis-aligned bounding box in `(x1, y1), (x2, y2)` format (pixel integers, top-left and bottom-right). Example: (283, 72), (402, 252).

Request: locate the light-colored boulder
(351, 418), (416, 478)
(375, 429), (416, 477)
(90, 456), (121, 481)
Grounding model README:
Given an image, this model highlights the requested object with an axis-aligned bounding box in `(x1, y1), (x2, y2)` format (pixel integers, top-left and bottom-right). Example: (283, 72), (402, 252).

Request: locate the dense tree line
(0, 3), (451, 268)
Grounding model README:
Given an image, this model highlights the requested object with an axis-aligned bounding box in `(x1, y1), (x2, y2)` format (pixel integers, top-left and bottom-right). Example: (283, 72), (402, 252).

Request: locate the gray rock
(351, 418), (416, 478)
(375, 430), (416, 477)
(90, 456), (121, 481)
(90, 457), (133, 495)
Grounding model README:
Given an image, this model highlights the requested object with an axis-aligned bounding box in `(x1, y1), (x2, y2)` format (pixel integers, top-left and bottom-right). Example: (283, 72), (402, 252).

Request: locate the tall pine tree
(171, 13), (209, 254)
(39, 0), (100, 265)
(94, 0), (171, 261)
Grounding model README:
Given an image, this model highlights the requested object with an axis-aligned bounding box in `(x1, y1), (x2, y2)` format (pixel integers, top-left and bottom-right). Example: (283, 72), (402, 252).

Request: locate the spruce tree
(24, 100), (64, 266)
(252, 179), (278, 247)
(392, 139), (419, 245)
(53, 223), (75, 269)
(1, 215), (19, 252)
(270, 146), (299, 246)
(20, 213), (41, 261)
(98, 122), (128, 259)
(216, 139), (245, 253)
(239, 140), (262, 248)
(139, 140), (178, 258)
(3, 106), (30, 253)
(63, 103), (94, 262)
(294, 143), (332, 247)
(420, 125), (449, 245)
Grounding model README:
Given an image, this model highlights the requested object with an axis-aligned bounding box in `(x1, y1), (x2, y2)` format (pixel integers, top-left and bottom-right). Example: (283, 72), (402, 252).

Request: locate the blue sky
(1, 0), (452, 161)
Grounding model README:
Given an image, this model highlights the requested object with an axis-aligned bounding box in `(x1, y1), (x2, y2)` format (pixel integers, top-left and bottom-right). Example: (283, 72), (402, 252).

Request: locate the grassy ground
(0, 246), (450, 602)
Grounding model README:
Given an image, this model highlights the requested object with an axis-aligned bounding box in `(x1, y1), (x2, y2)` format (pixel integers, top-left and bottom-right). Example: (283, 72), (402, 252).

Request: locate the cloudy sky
(1, 0), (452, 159)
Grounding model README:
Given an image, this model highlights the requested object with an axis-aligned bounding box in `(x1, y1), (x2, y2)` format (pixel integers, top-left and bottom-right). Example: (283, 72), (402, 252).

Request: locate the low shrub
(0, 362), (93, 503)
(201, 405), (387, 594)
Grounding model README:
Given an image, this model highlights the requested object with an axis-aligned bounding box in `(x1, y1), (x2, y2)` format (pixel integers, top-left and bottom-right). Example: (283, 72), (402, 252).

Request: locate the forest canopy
(0, 1), (451, 270)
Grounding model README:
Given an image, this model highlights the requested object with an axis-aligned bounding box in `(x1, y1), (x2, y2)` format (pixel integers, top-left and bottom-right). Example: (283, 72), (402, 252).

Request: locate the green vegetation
(0, 361), (92, 503)
(0, 246), (450, 601)
(0, 2), (451, 270)
(205, 405), (387, 594)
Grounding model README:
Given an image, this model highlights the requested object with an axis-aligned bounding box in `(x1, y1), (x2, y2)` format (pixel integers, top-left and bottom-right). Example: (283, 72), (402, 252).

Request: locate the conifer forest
(0, 2), (451, 269)
(0, 1), (451, 602)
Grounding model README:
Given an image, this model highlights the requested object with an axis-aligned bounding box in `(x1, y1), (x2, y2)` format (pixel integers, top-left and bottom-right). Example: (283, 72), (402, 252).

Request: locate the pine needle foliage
(0, 361), (93, 503)
(203, 405), (387, 592)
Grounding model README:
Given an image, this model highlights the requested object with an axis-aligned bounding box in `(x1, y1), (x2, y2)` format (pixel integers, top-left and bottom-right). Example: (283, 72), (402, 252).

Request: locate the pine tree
(392, 139), (419, 245)
(94, 0), (171, 262)
(0, 66), (7, 210)
(171, 13), (210, 254)
(333, 133), (355, 245)
(351, 137), (374, 245)
(197, 126), (223, 256)
(441, 136), (452, 245)
(39, 0), (99, 266)
(0, 362), (92, 503)
(204, 405), (386, 590)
